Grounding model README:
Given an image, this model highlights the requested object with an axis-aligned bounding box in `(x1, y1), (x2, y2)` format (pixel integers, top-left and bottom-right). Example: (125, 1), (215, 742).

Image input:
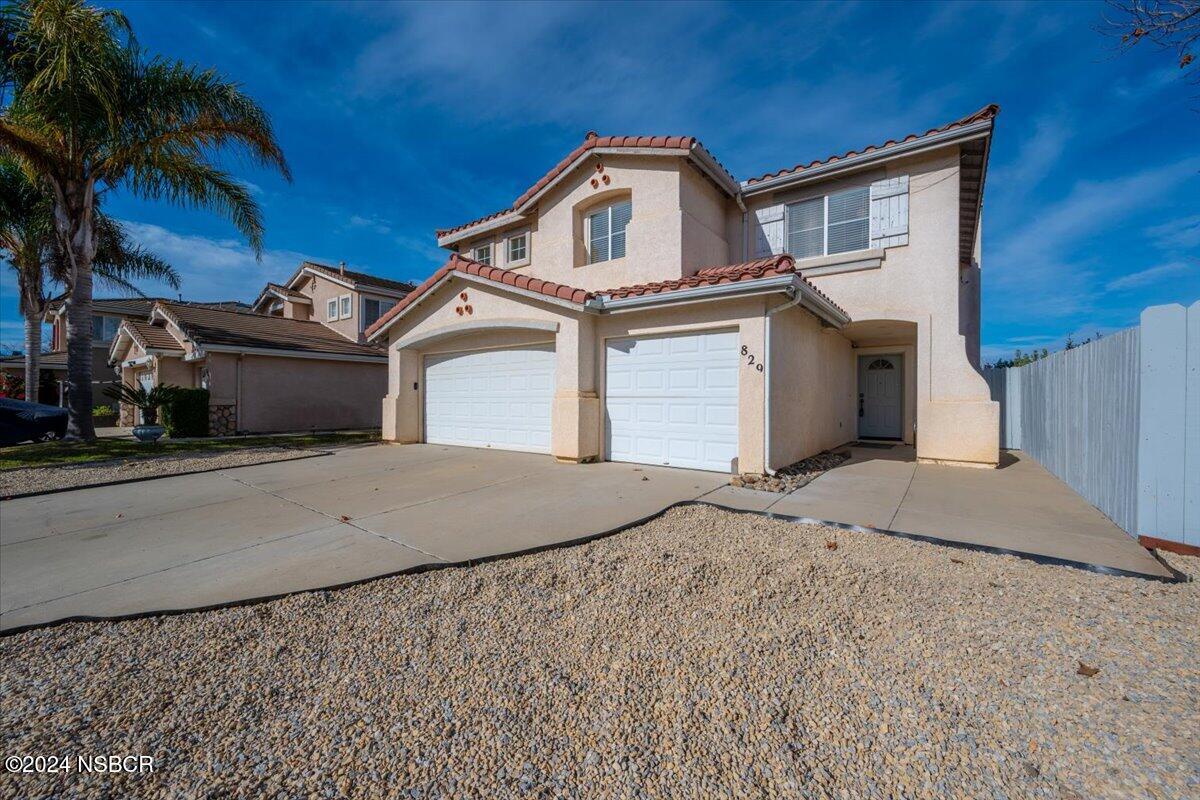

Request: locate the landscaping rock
(1, 506), (1195, 799)
(736, 450), (851, 493)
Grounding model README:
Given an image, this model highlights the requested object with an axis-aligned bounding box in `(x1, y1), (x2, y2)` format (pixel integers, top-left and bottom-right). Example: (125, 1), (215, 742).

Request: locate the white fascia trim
(689, 144), (741, 196)
(740, 119), (994, 196)
(366, 271), (592, 343)
(120, 355), (154, 368)
(184, 344), (387, 364)
(437, 212), (525, 248)
(301, 266), (356, 291)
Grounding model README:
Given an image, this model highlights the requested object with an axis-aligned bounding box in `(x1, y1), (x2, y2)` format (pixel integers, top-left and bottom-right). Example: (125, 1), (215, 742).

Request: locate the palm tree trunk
(23, 311), (40, 403)
(64, 263), (95, 439)
(58, 181), (99, 440)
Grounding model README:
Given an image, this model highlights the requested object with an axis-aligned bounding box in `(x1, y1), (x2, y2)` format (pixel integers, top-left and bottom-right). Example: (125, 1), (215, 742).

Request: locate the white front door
(858, 355), (903, 439)
(605, 330), (739, 473)
(423, 344), (554, 454)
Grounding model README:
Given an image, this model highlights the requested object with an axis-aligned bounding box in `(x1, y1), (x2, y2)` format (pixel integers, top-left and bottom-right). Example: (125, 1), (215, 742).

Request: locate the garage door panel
(425, 343), (554, 454)
(606, 331), (739, 473)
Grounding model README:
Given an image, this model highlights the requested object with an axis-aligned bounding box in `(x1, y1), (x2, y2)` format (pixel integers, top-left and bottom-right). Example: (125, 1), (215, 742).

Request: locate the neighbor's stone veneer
(209, 403), (237, 437)
(119, 402), (137, 427)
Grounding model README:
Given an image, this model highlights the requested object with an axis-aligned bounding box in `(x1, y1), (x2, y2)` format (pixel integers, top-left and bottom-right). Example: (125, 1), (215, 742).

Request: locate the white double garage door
(423, 329), (738, 472)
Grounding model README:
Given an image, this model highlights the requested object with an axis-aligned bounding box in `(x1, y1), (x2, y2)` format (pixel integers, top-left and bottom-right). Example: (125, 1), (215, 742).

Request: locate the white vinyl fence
(983, 301), (1198, 548)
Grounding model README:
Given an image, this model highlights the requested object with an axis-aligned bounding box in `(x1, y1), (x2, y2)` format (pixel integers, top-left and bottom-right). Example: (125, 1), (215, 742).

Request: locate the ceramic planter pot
(132, 424), (166, 443)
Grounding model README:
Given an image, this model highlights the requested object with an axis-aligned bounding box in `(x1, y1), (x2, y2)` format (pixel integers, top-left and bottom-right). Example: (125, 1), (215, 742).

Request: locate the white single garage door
(424, 343), (554, 453)
(605, 330), (739, 472)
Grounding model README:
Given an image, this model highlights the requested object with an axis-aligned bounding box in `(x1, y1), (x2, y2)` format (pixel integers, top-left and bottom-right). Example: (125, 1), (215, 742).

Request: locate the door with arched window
(857, 355), (903, 439)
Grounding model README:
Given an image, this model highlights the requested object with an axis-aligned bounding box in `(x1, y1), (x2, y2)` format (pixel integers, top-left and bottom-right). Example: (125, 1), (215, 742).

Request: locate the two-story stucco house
(366, 106), (1001, 475)
(107, 261), (414, 434)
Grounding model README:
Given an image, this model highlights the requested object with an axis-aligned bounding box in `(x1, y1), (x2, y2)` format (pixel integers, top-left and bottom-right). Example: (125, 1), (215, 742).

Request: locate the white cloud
(989, 110), (1073, 193)
(346, 213), (393, 235)
(1105, 260), (1195, 291)
(1144, 213), (1200, 251)
(118, 221), (328, 302)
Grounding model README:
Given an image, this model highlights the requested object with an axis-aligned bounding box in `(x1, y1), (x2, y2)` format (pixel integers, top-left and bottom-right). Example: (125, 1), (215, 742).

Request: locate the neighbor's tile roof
(264, 282), (310, 301)
(0, 351), (69, 369)
(45, 297), (253, 318)
(743, 104), (1000, 186)
(302, 261), (418, 295)
(157, 302), (385, 359)
(437, 133), (734, 238)
(123, 319), (185, 353)
(365, 253), (847, 339)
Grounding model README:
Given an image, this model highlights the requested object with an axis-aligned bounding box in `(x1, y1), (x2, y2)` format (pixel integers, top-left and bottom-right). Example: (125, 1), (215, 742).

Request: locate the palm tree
(0, 0), (290, 437)
(0, 156), (181, 403)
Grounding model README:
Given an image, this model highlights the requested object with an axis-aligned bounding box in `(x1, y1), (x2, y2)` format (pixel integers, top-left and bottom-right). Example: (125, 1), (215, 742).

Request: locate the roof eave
(185, 343), (387, 364)
(741, 118), (996, 196)
(594, 274), (848, 327)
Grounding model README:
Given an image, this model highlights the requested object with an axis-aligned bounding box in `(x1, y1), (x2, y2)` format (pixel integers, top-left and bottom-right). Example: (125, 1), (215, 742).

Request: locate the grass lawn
(0, 430), (380, 470)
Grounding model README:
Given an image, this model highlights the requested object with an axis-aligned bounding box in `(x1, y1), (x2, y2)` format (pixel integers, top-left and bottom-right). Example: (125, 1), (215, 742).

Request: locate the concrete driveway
(0, 441), (1174, 631)
(0, 444), (727, 631)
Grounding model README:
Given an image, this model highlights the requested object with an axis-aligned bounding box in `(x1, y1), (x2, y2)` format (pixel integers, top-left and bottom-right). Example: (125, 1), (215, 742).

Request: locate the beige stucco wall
(235, 354), (385, 433)
(740, 145), (998, 466)
(455, 154), (734, 293)
(304, 272), (363, 342)
(768, 307), (856, 468)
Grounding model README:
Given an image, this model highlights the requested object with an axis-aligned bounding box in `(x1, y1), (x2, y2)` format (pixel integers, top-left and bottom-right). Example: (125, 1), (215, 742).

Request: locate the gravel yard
(732, 450), (851, 492)
(1, 505), (1195, 799)
(0, 447), (323, 497)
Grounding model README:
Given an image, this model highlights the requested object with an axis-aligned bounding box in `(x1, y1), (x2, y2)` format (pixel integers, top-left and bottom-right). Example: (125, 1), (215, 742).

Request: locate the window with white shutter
(786, 186), (873, 259)
(587, 199), (632, 264)
(869, 176), (909, 247)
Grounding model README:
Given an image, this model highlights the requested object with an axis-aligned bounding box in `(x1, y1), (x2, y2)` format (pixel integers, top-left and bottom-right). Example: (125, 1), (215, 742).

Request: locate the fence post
(1186, 301), (1199, 546)
(1137, 304), (1189, 543)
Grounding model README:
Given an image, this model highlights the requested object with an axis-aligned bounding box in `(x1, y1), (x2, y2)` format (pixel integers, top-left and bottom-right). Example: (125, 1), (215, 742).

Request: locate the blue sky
(1, 0), (1196, 362)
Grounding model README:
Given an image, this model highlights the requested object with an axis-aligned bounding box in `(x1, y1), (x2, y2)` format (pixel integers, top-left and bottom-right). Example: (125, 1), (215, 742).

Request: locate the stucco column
(915, 313), (999, 467)
(552, 315), (600, 463)
(383, 347), (420, 443)
(739, 313), (767, 475)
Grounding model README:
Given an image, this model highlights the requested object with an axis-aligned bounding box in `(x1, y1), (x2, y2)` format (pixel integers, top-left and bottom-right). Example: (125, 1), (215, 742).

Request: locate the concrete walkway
(0, 442), (1172, 631)
(705, 444), (1172, 578)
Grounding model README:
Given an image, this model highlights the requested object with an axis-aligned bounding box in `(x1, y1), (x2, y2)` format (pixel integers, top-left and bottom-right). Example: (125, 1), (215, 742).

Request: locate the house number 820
(740, 345), (765, 372)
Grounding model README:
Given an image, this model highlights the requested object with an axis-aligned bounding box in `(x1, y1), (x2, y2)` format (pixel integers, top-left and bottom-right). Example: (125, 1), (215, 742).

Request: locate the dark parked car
(0, 398), (69, 446)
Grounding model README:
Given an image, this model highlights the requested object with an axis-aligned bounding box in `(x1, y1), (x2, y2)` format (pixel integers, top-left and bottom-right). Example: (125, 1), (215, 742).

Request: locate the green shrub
(161, 388), (210, 437)
(92, 404), (115, 417)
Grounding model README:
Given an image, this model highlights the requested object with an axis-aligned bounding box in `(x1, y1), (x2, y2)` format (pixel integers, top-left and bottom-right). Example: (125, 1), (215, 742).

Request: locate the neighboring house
(33, 297), (250, 409)
(108, 301), (388, 433)
(365, 106), (1001, 474)
(251, 260), (416, 343)
(0, 350), (67, 404)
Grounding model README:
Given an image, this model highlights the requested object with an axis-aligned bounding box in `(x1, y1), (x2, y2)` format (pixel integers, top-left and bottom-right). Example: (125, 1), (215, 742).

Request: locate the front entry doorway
(857, 354), (903, 440)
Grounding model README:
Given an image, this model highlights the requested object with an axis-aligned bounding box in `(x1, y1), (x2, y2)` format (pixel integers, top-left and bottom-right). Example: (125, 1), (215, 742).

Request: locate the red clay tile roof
(743, 104), (1000, 186)
(436, 133), (734, 239)
(366, 253), (848, 339)
(365, 254), (593, 339)
(599, 255), (847, 318)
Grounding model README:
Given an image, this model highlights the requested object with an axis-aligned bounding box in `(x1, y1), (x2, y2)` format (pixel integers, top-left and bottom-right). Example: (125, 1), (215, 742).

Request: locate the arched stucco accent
(395, 318), (560, 351)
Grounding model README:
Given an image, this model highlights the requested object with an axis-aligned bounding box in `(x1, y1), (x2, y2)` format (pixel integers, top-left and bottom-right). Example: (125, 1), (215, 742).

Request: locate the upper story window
(472, 243), (492, 266)
(92, 315), (121, 342)
(362, 297), (396, 330)
(339, 294), (352, 319)
(587, 199), (632, 264)
(506, 232), (528, 265)
(787, 186), (869, 259)
(326, 298), (339, 321)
